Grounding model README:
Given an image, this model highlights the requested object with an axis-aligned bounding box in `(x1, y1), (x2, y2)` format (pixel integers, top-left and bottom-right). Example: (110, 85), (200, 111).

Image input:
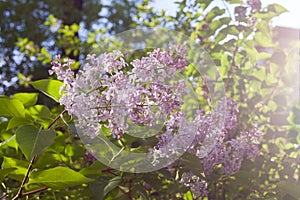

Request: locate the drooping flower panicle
(50, 46), (188, 139)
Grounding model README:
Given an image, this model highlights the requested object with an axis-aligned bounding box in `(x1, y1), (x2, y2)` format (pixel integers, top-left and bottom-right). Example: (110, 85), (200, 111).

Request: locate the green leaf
(254, 32), (274, 48)
(234, 169), (257, 184)
(16, 125), (56, 160)
(183, 191), (193, 200)
(30, 79), (63, 102)
(256, 20), (270, 36)
(277, 181), (300, 199)
(12, 93), (38, 107)
(0, 98), (25, 118)
(257, 52), (272, 60)
(267, 3), (287, 15)
(255, 4), (287, 19)
(7, 117), (33, 130)
(28, 167), (93, 189)
(26, 105), (52, 128)
(1, 157), (29, 181)
(1, 131), (18, 150)
(209, 17), (231, 33)
(206, 7), (225, 21)
(136, 185), (149, 200)
(79, 161), (105, 178)
(27, 105), (51, 120)
(226, 0), (241, 3)
(0, 134), (16, 147)
(90, 176), (121, 200)
(0, 168), (17, 182)
(104, 176), (121, 196)
(180, 152), (204, 178)
(197, 0), (213, 10)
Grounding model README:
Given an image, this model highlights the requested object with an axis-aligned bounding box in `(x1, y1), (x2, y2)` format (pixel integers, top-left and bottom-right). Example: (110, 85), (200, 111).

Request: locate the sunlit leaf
(0, 98), (25, 118)
(1, 157), (29, 181)
(28, 167), (93, 189)
(7, 117), (33, 130)
(0, 168), (17, 182)
(30, 79), (63, 102)
(12, 93), (38, 107)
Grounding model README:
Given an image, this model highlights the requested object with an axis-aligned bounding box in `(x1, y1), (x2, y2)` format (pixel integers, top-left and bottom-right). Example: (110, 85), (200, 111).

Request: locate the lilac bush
(49, 45), (263, 198)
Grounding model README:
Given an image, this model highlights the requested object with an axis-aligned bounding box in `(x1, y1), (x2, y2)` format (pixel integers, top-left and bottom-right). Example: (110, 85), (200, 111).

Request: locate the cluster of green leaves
(0, 80), (125, 199)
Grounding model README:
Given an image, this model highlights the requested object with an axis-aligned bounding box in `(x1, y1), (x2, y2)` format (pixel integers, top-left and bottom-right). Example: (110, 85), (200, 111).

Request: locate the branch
(101, 167), (118, 176)
(12, 187), (48, 200)
(47, 110), (67, 129)
(22, 187), (48, 197)
(12, 110), (66, 200)
(222, 178), (226, 200)
(12, 156), (36, 200)
(128, 179), (132, 199)
(225, 37), (239, 92)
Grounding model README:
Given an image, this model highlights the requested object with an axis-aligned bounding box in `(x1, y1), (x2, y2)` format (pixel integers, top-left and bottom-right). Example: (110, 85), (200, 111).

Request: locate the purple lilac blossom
(154, 98), (263, 196)
(180, 172), (208, 198)
(50, 45), (188, 139)
(84, 149), (97, 164)
(50, 45), (264, 197)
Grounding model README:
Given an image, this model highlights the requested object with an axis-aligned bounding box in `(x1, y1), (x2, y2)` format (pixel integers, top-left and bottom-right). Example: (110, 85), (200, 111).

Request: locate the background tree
(0, 0), (145, 95)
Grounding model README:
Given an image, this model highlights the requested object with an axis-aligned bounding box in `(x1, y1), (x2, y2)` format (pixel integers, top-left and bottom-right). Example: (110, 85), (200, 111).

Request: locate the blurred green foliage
(0, 0), (145, 95)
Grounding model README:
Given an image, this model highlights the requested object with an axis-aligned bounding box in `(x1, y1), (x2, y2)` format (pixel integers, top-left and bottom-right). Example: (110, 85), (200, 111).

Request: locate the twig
(12, 156), (36, 200)
(221, 0), (233, 20)
(0, 193), (8, 199)
(221, 177), (226, 200)
(101, 167), (118, 176)
(21, 187), (48, 197)
(11, 110), (66, 200)
(47, 110), (67, 129)
(128, 179), (132, 199)
(225, 36), (239, 93)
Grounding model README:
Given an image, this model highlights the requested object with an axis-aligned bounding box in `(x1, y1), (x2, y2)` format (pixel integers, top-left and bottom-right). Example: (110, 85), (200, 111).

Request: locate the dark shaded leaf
(16, 125), (56, 160)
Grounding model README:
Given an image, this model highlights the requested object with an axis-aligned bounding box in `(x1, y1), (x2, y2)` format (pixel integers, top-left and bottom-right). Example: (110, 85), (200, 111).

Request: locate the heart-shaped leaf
(16, 125), (56, 160)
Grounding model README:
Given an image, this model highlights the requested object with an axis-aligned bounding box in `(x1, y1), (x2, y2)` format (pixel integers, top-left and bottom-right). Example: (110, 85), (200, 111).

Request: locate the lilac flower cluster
(180, 172), (208, 198)
(50, 46), (188, 139)
(190, 100), (263, 177)
(161, 98), (263, 197)
(150, 96), (263, 197)
(247, 0), (261, 10)
(84, 149), (97, 164)
(49, 55), (74, 84)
